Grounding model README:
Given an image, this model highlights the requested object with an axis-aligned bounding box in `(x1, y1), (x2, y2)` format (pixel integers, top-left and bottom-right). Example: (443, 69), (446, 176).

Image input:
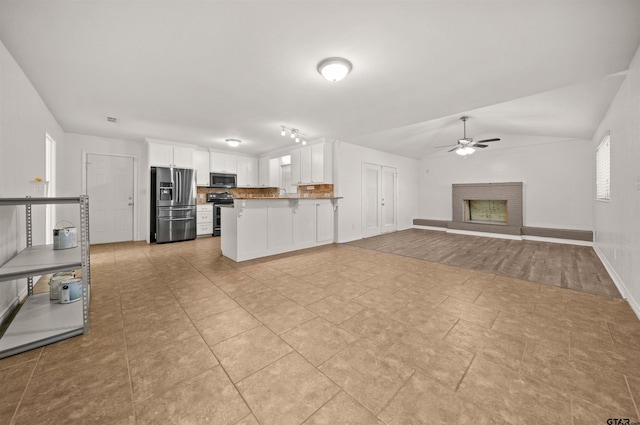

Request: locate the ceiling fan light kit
(437, 116), (501, 156)
(225, 138), (241, 147)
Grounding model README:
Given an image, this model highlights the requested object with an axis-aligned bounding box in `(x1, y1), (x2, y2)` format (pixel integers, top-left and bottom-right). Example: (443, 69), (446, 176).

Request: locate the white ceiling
(1, 1), (639, 158)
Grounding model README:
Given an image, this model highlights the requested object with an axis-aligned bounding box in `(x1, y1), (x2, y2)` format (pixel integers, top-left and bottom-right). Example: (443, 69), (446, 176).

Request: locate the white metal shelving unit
(0, 196), (90, 359)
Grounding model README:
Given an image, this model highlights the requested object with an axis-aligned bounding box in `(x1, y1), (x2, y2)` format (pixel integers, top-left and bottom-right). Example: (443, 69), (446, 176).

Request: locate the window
(596, 134), (610, 200)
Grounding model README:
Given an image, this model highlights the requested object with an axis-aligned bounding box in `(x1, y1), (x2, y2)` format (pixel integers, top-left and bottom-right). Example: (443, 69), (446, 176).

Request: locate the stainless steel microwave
(210, 172), (237, 188)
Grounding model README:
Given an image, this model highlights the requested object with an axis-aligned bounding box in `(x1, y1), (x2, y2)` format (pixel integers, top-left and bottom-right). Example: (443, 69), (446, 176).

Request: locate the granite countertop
(233, 196), (342, 200)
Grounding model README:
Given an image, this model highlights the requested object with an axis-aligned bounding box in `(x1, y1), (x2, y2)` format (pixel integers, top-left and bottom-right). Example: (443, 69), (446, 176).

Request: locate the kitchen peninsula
(221, 185), (340, 262)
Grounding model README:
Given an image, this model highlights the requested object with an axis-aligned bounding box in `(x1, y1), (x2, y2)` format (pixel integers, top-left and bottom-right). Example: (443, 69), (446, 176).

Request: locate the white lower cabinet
(197, 204), (213, 236)
(268, 202), (293, 250)
(292, 201), (316, 248)
(316, 202), (334, 243)
(221, 198), (337, 262)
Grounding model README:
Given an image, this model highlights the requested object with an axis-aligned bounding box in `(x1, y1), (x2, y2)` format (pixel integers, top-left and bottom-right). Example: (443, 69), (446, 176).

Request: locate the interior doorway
(85, 153), (136, 244)
(362, 162), (397, 238)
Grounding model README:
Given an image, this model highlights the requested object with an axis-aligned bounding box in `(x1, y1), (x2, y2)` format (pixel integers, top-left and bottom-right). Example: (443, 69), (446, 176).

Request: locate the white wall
(417, 136), (593, 230)
(0, 40), (65, 323)
(335, 141), (419, 243)
(592, 43), (640, 314)
(56, 133), (149, 241)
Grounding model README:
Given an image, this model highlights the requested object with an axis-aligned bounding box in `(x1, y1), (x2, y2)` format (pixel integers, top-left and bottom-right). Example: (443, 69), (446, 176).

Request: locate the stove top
(206, 192), (234, 202)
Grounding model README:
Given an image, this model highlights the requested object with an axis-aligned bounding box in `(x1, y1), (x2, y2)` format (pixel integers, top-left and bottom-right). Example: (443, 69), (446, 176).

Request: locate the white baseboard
(593, 245), (640, 320)
(522, 235), (593, 247)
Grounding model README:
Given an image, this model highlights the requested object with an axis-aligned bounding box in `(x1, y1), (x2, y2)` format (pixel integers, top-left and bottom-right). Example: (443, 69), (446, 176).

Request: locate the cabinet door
(210, 152), (225, 172)
(246, 157), (258, 186)
(172, 146), (194, 168)
(210, 153), (237, 173)
(237, 203), (269, 258)
(292, 201), (316, 248)
(148, 143), (173, 167)
(224, 154), (237, 174)
(311, 143), (324, 182)
(316, 202), (334, 243)
(290, 149), (301, 185)
(258, 157), (270, 186)
(194, 150), (210, 186)
(267, 202), (293, 251)
(236, 156), (257, 187)
(300, 146), (312, 183)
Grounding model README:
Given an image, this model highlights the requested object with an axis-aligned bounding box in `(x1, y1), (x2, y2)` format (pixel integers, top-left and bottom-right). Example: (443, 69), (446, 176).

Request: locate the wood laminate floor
(348, 228), (620, 298)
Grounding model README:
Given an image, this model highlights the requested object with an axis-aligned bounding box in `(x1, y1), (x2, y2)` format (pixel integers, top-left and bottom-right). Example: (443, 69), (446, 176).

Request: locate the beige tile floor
(1, 237), (639, 425)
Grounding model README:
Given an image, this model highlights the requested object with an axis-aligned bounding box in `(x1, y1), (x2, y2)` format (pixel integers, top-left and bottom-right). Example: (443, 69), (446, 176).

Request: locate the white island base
(221, 198), (338, 262)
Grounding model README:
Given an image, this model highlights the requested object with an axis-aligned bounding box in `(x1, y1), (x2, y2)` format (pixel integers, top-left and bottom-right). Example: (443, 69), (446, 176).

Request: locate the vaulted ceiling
(1, 1), (639, 158)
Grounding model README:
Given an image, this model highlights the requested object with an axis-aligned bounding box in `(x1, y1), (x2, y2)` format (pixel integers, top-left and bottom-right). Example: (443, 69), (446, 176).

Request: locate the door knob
(128, 203), (133, 206)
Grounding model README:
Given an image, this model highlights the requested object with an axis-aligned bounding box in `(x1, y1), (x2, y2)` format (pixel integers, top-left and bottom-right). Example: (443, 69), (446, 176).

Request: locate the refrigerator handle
(176, 170), (181, 202)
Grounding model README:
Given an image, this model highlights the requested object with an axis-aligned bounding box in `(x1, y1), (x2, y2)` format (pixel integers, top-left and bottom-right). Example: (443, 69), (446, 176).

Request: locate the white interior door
(362, 163), (397, 238)
(381, 166), (397, 233)
(87, 154), (135, 244)
(362, 163), (381, 238)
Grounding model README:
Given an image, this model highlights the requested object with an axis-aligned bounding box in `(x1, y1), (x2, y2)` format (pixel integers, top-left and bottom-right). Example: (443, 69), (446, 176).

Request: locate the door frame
(81, 151), (139, 242)
(361, 162), (398, 238)
(381, 165), (398, 234)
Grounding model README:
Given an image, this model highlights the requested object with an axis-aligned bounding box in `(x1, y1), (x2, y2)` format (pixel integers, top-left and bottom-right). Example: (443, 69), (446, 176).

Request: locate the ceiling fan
(435, 116), (500, 156)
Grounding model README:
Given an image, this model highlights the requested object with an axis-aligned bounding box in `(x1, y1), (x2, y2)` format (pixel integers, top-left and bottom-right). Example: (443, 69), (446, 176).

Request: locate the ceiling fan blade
(475, 138), (500, 143)
(433, 144), (456, 148)
(474, 144), (488, 148)
(447, 146), (460, 152)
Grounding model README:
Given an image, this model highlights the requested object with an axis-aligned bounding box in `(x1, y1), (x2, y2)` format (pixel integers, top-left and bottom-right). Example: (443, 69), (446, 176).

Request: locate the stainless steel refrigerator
(150, 167), (197, 243)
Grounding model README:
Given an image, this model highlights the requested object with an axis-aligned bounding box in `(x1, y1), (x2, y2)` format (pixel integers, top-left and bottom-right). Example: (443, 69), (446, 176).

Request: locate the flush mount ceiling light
(317, 57), (352, 82)
(225, 138), (241, 148)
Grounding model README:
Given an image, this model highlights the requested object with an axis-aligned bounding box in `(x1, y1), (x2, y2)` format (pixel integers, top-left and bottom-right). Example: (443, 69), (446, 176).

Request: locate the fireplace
(464, 200), (508, 225)
(450, 182), (522, 235)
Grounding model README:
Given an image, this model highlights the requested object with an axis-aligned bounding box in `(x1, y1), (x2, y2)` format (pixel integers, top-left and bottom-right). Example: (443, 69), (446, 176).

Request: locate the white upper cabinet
(290, 141), (332, 184)
(148, 141), (194, 168)
(172, 146), (194, 168)
(290, 149), (301, 185)
(236, 155), (258, 187)
(194, 150), (210, 186)
(299, 146), (312, 184)
(258, 157), (270, 187)
(210, 152), (237, 174)
(311, 143), (324, 183)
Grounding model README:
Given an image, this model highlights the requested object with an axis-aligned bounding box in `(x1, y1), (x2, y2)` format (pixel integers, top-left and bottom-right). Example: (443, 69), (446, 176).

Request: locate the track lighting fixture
(279, 126), (307, 144)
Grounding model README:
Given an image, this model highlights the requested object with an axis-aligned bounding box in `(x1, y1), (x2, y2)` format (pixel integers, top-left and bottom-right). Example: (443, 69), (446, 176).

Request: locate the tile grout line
(141, 246), (264, 422)
(570, 394), (575, 425)
(624, 375), (640, 422)
(8, 349), (43, 425)
(376, 370), (417, 420)
(454, 353), (476, 393)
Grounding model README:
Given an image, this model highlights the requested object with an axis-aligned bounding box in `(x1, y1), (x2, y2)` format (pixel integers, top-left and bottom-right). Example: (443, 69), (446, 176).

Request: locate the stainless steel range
(206, 192), (234, 236)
